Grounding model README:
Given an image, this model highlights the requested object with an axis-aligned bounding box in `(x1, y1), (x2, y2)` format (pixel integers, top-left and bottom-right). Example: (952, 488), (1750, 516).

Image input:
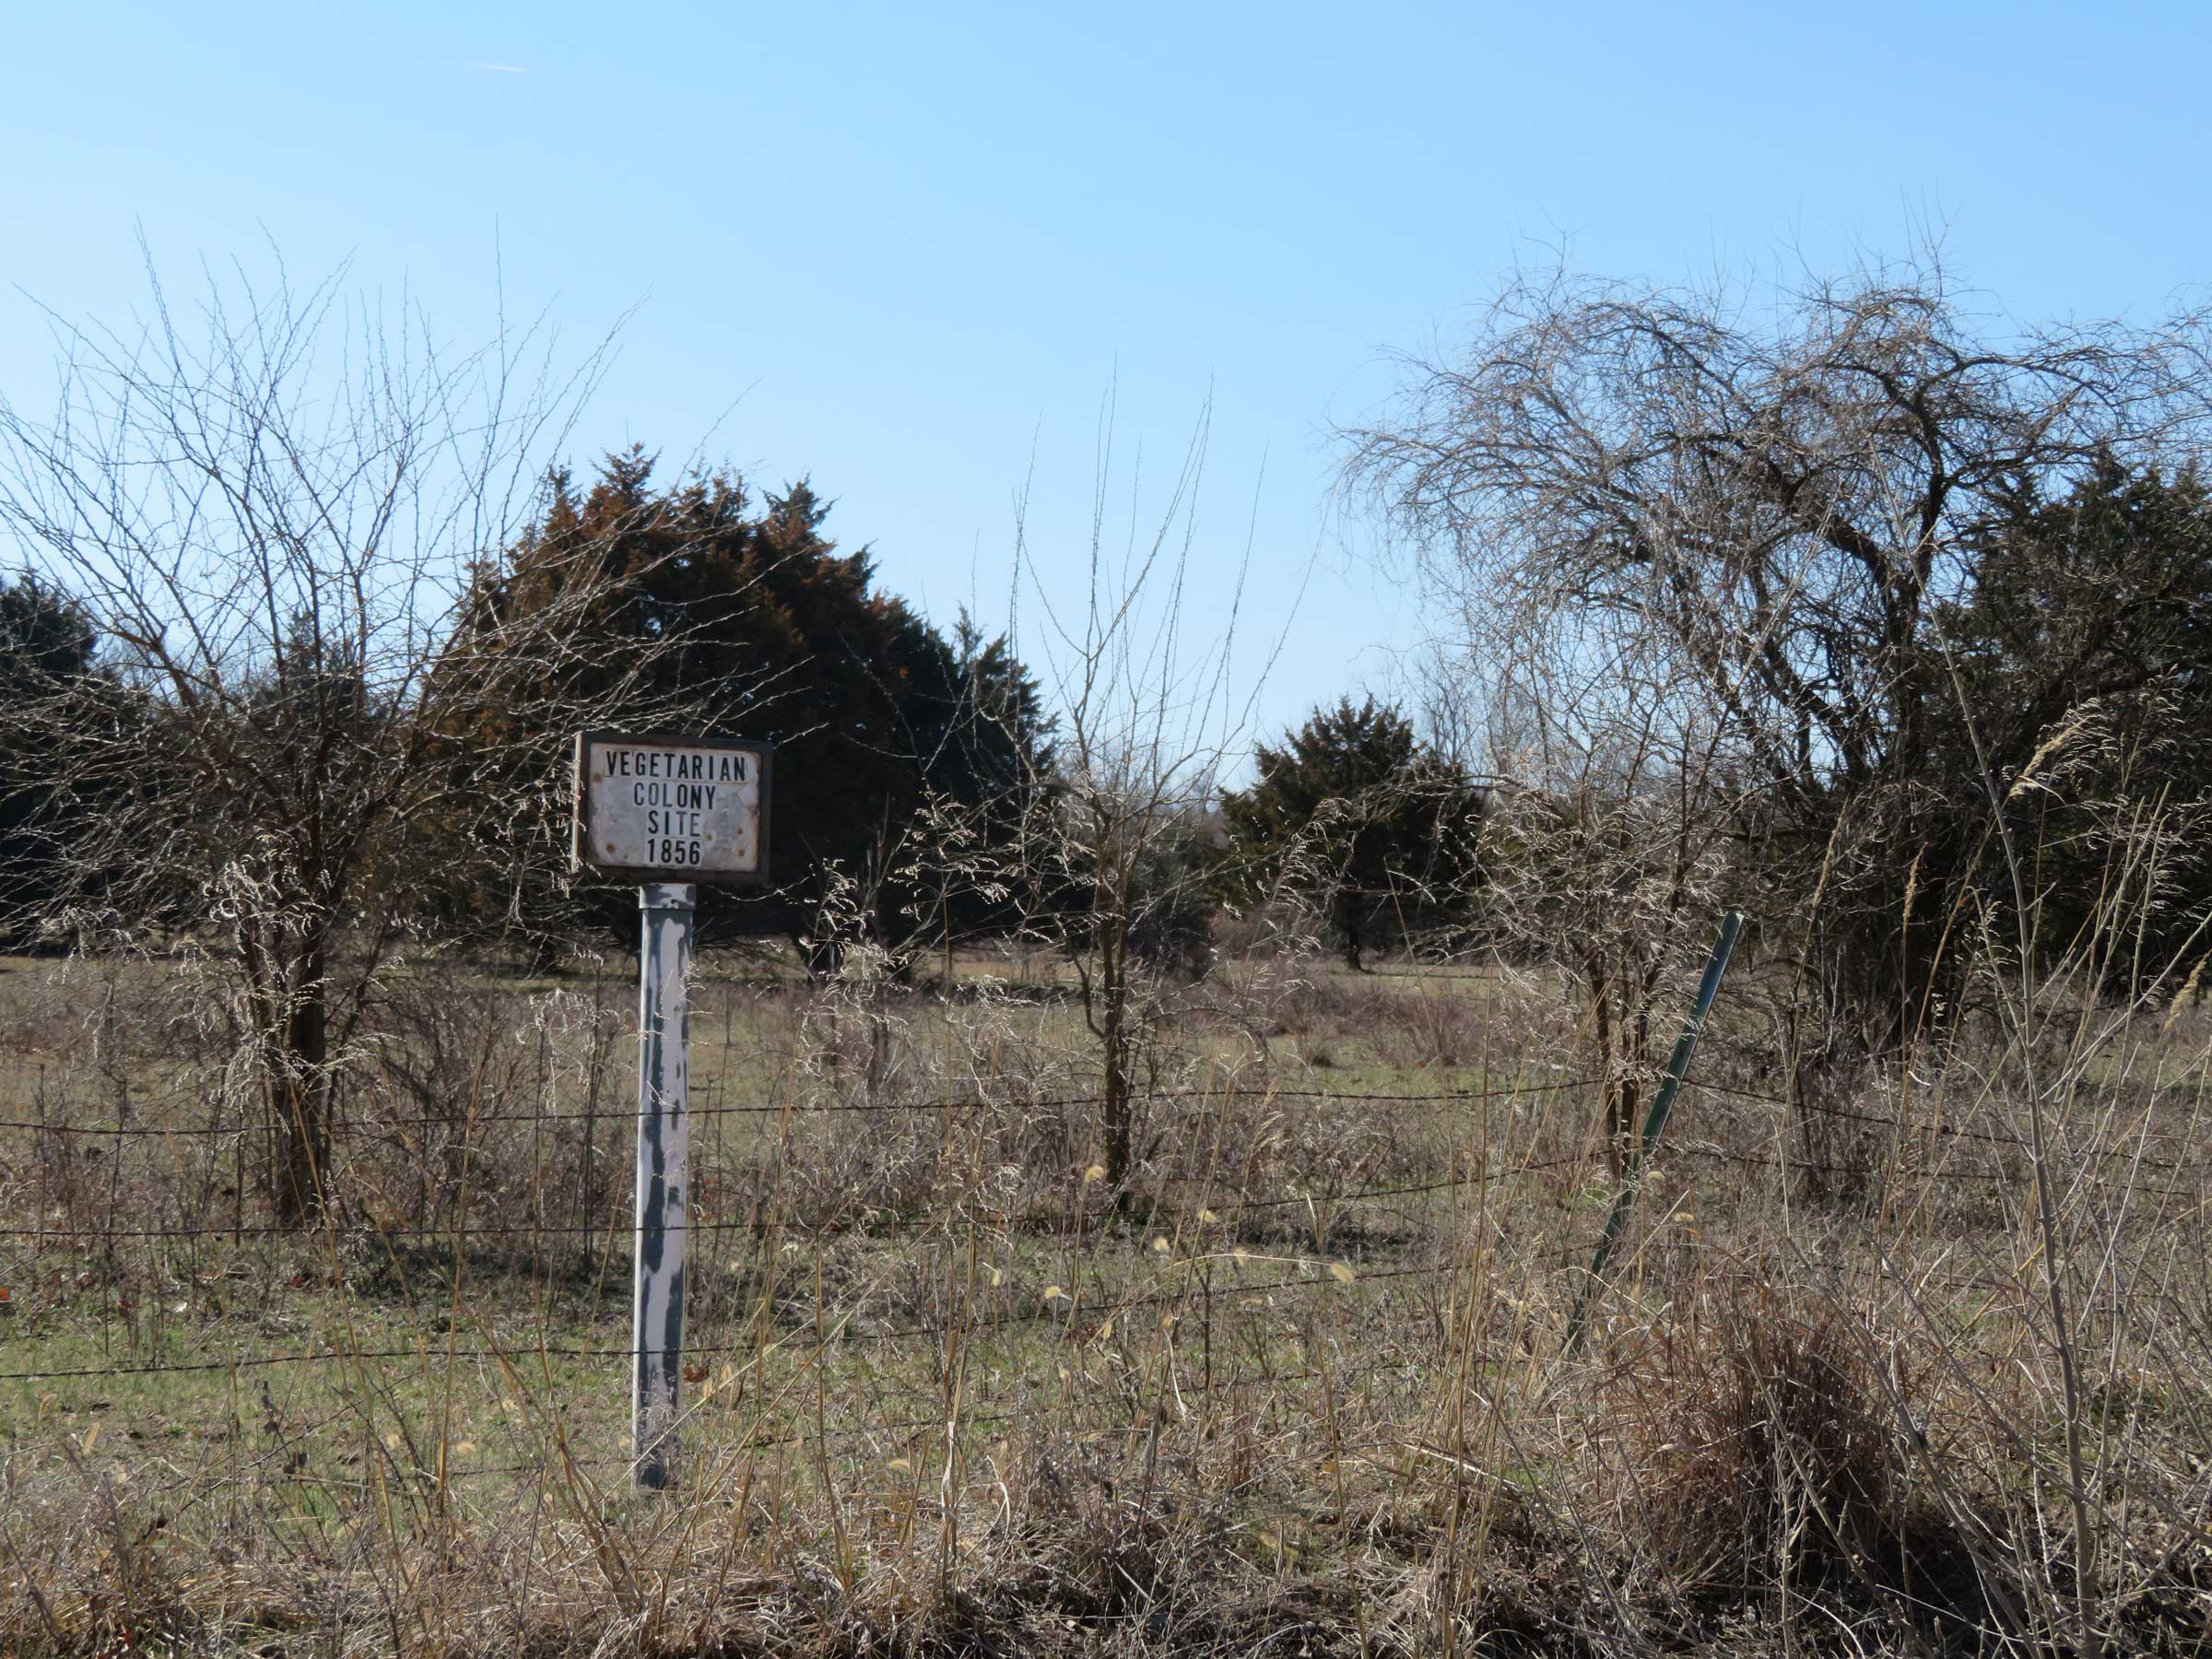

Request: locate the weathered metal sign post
(573, 732), (771, 1490)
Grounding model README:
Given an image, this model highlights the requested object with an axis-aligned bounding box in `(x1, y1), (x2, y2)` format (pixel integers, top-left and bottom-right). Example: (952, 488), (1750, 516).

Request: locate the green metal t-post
(1563, 910), (1743, 1355)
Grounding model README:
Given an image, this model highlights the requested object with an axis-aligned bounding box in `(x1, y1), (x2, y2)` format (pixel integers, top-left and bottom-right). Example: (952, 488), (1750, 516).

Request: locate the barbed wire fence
(8, 944), (2212, 1659)
(6, 947), (2207, 1491)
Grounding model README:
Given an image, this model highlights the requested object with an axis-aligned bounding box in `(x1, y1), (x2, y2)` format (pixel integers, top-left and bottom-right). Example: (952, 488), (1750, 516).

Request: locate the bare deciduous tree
(1435, 633), (1734, 1169)
(993, 400), (1273, 1205)
(0, 258), (690, 1223)
(1346, 251), (2212, 1041)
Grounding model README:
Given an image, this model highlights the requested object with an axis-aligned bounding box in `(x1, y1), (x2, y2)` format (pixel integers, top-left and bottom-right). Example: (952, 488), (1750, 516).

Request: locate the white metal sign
(572, 732), (771, 882)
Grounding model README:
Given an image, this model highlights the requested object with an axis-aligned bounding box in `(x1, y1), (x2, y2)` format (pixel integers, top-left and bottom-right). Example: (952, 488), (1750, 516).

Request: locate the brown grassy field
(3, 942), (2209, 1656)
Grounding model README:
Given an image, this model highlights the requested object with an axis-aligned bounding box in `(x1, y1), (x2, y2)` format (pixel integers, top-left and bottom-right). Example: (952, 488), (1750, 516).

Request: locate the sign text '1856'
(573, 735), (768, 880)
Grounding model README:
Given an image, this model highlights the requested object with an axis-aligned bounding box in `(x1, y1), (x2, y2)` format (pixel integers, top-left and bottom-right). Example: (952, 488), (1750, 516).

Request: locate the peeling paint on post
(632, 881), (693, 1490)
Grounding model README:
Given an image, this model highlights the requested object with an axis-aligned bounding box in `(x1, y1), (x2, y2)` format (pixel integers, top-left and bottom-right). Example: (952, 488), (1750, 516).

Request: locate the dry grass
(4, 941), (2212, 1656)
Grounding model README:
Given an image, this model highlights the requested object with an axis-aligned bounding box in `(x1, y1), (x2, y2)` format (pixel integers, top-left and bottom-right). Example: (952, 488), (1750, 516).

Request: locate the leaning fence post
(1564, 909), (1744, 1355)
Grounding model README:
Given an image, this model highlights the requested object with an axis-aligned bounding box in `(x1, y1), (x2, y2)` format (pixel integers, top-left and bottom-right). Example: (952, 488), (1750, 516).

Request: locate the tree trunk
(1100, 928), (1134, 1214)
(248, 924), (333, 1228)
(1335, 889), (1367, 972)
(1585, 948), (1630, 1176)
(1622, 993), (1650, 1165)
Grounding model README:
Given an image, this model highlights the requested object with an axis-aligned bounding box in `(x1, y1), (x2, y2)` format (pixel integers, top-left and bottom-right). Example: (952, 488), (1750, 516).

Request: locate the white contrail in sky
(468, 63), (528, 74)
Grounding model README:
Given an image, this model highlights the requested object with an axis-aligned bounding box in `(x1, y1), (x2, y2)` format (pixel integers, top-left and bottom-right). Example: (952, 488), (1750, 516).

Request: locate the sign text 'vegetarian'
(573, 734), (769, 881)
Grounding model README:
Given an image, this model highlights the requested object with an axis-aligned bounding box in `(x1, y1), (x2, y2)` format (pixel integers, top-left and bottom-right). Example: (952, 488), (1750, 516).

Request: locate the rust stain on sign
(571, 731), (771, 882)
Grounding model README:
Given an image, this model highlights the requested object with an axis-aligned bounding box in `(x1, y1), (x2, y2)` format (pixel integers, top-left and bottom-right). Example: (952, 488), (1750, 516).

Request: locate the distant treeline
(0, 449), (1486, 976)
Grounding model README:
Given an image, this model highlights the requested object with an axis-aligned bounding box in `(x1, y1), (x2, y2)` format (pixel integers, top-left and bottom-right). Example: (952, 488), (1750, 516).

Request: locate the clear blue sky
(6, 1), (2208, 758)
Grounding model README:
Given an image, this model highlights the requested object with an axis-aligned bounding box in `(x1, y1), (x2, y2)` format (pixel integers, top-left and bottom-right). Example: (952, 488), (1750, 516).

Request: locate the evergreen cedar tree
(1931, 455), (2212, 982)
(0, 578), (100, 947)
(1218, 697), (1484, 970)
(442, 448), (1052, 960)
